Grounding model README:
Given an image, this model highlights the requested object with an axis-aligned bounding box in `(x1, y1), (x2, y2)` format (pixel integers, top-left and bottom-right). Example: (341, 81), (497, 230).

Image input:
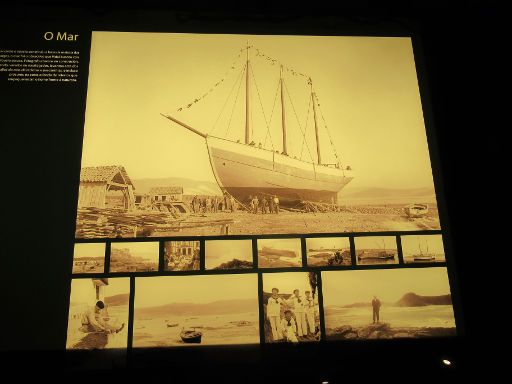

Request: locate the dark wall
(0, 2), (504, 380)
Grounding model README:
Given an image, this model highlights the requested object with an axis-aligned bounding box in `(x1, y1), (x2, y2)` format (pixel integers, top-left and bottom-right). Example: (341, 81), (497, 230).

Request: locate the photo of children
(262, 272), (320, 343)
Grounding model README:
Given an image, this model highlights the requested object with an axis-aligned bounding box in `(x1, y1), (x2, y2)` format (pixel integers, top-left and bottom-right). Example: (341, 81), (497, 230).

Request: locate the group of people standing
(266, 288), (317, 343)
(249, 195), (280, 214)
(190, 192), (237, 214)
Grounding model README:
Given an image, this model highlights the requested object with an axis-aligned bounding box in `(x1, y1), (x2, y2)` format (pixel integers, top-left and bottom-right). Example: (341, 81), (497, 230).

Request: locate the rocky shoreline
(326, 322), (456, 340)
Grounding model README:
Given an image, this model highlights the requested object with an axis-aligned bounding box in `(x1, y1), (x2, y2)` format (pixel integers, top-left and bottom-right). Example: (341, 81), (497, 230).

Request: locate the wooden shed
(149, 186), (184, 203)
(78, 166), (135, 210)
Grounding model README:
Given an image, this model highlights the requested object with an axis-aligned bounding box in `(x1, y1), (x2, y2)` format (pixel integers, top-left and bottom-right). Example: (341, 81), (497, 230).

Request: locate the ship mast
(310, 78), (322, 165)
(280, 64), (288, 155)
(245, 43), (250, 144)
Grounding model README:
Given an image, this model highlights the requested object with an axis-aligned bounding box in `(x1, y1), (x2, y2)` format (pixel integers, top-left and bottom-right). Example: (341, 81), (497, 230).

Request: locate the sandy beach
(75, 203), (440, 239)
(133, 312), (260, 347)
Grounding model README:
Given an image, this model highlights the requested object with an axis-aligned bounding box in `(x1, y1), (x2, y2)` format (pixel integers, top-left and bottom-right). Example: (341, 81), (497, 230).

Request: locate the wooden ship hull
(357, 251), (395, 261)
(412, 254), (436, 262)
(180, 330), (202, 343)
(404, 203), (429, 218)
(206, 136), (353, 206)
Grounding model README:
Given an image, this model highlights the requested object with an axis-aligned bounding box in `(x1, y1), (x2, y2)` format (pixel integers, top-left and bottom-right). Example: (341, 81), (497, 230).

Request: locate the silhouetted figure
(372, 296), (381, 323)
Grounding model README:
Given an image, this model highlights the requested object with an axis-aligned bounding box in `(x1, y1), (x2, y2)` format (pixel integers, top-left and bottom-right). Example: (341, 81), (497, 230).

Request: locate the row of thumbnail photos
(72, 234), (446, 274)
(67, 267), (456, 350)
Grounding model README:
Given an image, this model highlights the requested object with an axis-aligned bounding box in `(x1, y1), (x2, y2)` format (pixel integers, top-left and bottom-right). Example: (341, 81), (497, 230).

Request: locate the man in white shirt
(267, 288), (284, 341)
(304, 290), (316, 335)
(288, 289), (306, 337)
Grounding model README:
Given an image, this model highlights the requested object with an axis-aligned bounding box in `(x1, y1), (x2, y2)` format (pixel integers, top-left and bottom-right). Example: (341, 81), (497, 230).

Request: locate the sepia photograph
(66, 277), (129, 349)
(354, 236), (398, 265)
(164, 241), (200, 271)
(401, 234), (446, 263)
(205, 239), (253, 270)
(257, 238), (302, 268)
(306, 237), (351, 266)
(262, 272), (320, 343)
(322, 268), (456, 340)
(133, 274), (260, 347)
(110, 242), (159, 272)
(72, 243), (105, 274)
(74, 32), (441, 239)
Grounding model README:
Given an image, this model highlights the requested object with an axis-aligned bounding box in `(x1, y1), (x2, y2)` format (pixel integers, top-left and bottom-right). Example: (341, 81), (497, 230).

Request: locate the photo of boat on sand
(354, 236), (398, 265)
(306, 237), (351, 266)
(322, 268), (456, 340)
(72, 243), (105, 274)
(66, 277), (129, 350)
(110, 242), (159, 272)
(133, 274), (260, 347)
(74, 32), (441, 239)
(205, 239), (253, 270)
(258, 238), (302, 268)
(401, 234), (445, 263)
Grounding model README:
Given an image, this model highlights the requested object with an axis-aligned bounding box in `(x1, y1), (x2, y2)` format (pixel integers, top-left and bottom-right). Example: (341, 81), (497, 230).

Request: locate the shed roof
(80, 166), (134, 187)
(149, 186), (183, 195)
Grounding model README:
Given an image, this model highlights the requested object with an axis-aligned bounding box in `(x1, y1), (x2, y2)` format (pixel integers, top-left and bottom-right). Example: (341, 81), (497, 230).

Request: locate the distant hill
(132, 177), (221, 196)
(395, 292), (452, 307)
(214, 259), (253, 270)
(339, 186), (437, 205)
(135, 298), (257, 317)
(262, 292), (293, 303)
(105, 293), (129, 307)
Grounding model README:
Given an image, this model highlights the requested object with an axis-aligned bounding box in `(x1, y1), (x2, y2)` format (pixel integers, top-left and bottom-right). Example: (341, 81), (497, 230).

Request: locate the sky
(401, 234), (445, 256)
(70, 277), (130, 305)
(257, 238), (302, 256)
(263, 272), (314, 295)
(205, 239), (253, 268)
(354, 236), (397, 250)
(111, 241), (159, 260)
(306, 237), (350, 251)
(73, 243), (105, 259)
(81, 32), (436, 190)
(134, 274), (258, 307)
(322, 267), (452, 306)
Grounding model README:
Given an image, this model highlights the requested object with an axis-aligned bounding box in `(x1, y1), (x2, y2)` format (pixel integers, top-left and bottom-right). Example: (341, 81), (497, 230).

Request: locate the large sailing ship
(162, 44), (353, 206)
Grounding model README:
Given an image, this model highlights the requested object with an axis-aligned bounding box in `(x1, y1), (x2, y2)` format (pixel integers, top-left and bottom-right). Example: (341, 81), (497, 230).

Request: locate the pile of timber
(75, 207), (184, 238)
(348, 206), (404, 215)
(287, 202), (405, 215)
(286, 201), (346, 213)
(75, 207), (236, 238)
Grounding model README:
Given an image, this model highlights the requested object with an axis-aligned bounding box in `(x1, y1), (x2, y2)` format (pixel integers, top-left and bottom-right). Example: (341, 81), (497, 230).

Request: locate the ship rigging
(162, 44), (353, 206)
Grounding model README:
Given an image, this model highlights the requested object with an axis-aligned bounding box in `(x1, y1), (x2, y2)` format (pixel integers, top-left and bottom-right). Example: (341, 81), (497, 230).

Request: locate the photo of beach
(257, 238), (302, 268)
(354, 236), (398, 265)
(133, 274), (260, 347)
(322, 268), (456, 340)
(110, 242), (159, 272)
(205, 239), (253, 270)
(262, 272), (320, 343)
(66, 277), (129, 349)
(72, 243), (105, 274)
(401, 234), (445, 263)
(164, 241), (200, 271)
(306, 237), (351, 267)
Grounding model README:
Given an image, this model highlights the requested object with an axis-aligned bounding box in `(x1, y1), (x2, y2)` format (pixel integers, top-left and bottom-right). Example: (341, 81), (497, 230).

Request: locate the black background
(0, 2), (504, 381)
